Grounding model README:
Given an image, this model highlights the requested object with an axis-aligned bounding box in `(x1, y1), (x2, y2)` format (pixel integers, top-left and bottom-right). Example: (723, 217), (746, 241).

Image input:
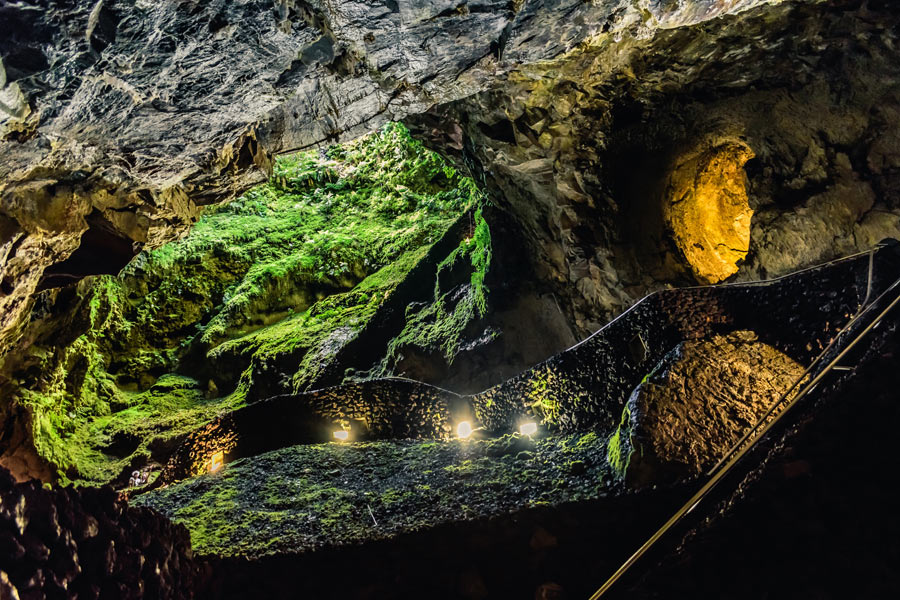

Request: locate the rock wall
(0, 467), (197, 600)
(412, 0), (900, 339)
(0, 0), (778, 357)
(471, 246), (883, 436)
(156, 379), (465, 485)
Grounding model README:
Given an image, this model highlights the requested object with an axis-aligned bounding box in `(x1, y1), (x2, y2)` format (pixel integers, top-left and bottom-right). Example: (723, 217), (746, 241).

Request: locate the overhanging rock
(0, 0), (779, 354)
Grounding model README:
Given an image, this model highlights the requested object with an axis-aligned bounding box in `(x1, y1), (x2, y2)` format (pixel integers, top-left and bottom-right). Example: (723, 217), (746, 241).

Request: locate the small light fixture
(333, 429), (350, 441)
(208, 451), (224, 473)
(456, 421), (473, 439)
(519, 422), (538, 436)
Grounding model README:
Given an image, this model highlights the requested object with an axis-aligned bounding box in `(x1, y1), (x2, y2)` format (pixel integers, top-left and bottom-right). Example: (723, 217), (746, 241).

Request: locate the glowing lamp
(208, 451), (224, 473)
(333, 429), (350, 441)
(519, 422), (538, 436)
(456, 421), (473, 439)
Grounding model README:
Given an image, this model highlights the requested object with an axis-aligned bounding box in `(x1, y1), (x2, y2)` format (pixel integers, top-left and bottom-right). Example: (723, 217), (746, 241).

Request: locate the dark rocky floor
(135, 431), (613, 559)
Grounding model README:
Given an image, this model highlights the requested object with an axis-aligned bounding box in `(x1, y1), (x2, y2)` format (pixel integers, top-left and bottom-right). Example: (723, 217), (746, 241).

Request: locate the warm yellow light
(663, 141), (755, 284)
(519, 422), (538, 436)
(333, 429), (350, 441)
(208, 451), (224, 473)
(456, 421), (473, 439)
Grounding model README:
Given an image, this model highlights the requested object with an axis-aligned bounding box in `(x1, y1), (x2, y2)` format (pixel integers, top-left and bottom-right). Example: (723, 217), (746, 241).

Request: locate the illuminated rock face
(663, 142), (755, 284)
(608, 330), (805, 488)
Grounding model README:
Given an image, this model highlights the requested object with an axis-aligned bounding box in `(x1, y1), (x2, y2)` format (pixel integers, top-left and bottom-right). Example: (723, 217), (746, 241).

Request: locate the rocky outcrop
(0, 467), (197, 599)
(608, 331), (805, 487)
(413, 0), (900, 338)
(0, 0), (784, 357)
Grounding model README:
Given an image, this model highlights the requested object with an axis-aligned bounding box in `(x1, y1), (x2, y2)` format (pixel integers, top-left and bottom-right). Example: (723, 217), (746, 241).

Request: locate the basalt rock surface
(412, 0), (900, 339)
(620, 303), (900, 600)
(3, 0), (900, 596)
(608, 331), (805, 488)
(0, 467), (197, 600)
(0, 0), (778, 357)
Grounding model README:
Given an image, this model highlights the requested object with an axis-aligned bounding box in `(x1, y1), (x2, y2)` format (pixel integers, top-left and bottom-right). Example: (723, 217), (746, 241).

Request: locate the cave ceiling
(0, 0), (784, 355)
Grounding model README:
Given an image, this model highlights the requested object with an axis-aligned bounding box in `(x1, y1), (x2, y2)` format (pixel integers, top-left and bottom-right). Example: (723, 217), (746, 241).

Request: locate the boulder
(608, 330), (805, 487)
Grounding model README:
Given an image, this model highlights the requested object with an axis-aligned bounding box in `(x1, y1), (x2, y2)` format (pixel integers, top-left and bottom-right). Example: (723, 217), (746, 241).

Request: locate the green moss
(12, 122), (479, 485)
(379, 488), (415, 506)
(211, 246), (432, 391)
(378, 206), (493, 367)
(606, 404), (633, 476)
(135, 432), (611, 558)
(525, 368), (563, 426)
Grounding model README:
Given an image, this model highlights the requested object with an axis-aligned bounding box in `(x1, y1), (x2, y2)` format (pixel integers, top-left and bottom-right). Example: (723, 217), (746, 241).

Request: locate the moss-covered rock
(134, 431), (611, 558)
(2, 123), (484, 485)
(378, 206), (493, 370)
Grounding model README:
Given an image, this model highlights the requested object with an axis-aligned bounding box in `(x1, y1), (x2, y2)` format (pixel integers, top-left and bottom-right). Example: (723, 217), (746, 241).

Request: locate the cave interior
(2, 1), (900, 599)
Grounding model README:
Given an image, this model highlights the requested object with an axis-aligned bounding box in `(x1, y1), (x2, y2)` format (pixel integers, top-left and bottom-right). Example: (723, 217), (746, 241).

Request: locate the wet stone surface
(136, 432), (611, 559)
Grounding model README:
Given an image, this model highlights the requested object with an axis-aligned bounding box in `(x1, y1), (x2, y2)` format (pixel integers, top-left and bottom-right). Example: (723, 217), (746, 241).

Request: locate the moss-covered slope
(134, 432), (610, 558)
(3, 124), (487, 485)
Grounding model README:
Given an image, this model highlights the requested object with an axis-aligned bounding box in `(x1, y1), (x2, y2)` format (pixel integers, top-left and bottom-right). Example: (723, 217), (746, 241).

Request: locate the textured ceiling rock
(412, 0), (900, 339)
(0, 0), (779, 354)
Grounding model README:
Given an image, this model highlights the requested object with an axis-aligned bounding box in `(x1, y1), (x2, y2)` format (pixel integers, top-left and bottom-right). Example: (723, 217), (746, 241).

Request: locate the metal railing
(590, 249), (900, 599)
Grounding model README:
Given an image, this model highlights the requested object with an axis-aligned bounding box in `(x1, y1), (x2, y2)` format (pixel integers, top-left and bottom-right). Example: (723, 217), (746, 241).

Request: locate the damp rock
(608, 331), (805, 488)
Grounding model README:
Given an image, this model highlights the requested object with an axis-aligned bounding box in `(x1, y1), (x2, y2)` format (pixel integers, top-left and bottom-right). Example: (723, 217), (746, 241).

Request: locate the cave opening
(37, 211), (138, 291)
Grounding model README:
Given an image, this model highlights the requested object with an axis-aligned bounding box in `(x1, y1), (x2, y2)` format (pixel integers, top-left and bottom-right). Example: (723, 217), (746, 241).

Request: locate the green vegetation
(134, 432), (611, 558)
(12, 123), (482, 485)
(184, 123), (478, 347)
(606, 404), (633, 476)
(379, 206), (493, 367)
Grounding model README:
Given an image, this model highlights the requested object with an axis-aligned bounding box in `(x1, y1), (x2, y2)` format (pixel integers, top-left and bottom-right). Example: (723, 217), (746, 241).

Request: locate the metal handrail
(589, 264), (900, 600)
(707, 247), (876, 476)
